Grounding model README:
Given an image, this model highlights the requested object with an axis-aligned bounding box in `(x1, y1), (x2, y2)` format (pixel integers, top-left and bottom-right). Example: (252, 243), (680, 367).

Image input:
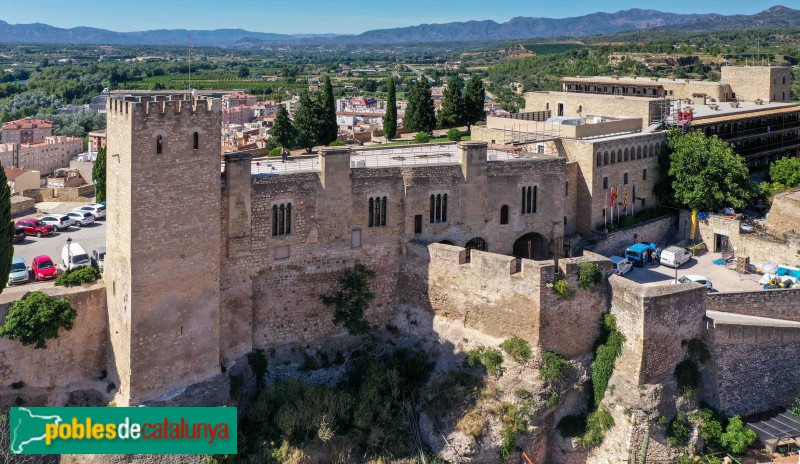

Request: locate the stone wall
(524, 91), (661, 127)
(707, 289), (800, 322)
(22, 184), (95, 203)
(707, 322), (800, 415)
(10, 195), (35, 216)
(721, 66), (792, 103)
(766, 189), (800, 239)
(591, 214), (675, 257)
(0, 283), (109, 408)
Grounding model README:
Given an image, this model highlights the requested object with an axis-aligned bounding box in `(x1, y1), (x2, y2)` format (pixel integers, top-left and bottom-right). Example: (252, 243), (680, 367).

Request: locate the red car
(31, 255), (57, 281)
(15, 219), (55, 238)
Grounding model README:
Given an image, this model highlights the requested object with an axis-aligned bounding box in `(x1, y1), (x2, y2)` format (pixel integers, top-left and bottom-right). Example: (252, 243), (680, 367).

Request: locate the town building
(222, 92), (257, 111)
(0, 135), (83, 176)
(4, 167), (40, 195)
(88, 130), (107, 153)
(1, 118), (54, 144)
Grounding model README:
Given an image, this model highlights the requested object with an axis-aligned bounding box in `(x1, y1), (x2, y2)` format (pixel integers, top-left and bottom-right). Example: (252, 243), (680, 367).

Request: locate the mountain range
(0, 6), (798, 47)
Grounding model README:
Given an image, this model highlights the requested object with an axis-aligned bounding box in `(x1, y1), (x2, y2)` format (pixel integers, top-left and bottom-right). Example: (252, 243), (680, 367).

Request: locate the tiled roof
(4, 167), (31, 180)
(1, 118), (54, 131)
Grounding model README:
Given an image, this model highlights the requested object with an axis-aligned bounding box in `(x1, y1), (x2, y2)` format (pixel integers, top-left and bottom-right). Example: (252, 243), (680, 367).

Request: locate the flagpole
(604, 191), (608, 231)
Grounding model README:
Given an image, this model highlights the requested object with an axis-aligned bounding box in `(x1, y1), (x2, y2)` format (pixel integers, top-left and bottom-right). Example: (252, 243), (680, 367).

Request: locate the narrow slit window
(193, 131), (199, 150)
(156, 135), (163, 154)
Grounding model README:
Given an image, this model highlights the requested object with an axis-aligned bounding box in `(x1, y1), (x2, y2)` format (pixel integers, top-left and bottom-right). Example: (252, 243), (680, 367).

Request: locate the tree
(383, 77), (398, 140)
(721, 416), (756, 454)
(319, 76), (338, 146)
(768, 156), (800, 188)
(463, 75), (486, 131)
(293, 92), (325, 154)
(667, 130), (752, 240)
(404, 78), (436, 134)
(92, 147), (106, 203)
(238, 66), (250, 78)
(0, 166), (12, 296)
(268, 105), (296, 149)
(438, 76), (464, 128)
(0, 291), (77, 349)
(321, 264), (376, 337)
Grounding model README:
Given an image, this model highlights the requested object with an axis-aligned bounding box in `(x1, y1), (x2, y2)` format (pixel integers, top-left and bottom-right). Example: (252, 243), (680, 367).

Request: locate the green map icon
(10, 408), (63, 454)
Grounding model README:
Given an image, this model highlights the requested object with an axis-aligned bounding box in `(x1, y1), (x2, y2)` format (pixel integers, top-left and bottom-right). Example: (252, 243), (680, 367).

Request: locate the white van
(660, 246), (691, 268)
(62, 242), (91, 271)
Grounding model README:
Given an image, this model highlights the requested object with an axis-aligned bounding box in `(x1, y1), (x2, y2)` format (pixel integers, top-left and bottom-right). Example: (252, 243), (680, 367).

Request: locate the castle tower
(106, 94), (222, 405)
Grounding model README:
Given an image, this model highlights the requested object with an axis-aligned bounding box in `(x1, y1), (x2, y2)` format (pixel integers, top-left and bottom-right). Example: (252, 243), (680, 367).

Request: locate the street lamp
(66, 237), (72, 270)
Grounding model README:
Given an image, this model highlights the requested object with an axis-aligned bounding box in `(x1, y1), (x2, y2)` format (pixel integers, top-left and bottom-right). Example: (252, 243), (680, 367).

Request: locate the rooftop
(4, 167), (32, 180)
(247, 143), (558, 176)
(562, 76), (727, 87)
(1, 118), (53, 131)
(675, 101), (800, 125)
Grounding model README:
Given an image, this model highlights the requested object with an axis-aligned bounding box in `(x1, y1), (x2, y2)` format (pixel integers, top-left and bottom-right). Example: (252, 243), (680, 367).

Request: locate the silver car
(40, 214), (72, 230)
(7, 257), (29, 285)
(66, 211), (95, 227)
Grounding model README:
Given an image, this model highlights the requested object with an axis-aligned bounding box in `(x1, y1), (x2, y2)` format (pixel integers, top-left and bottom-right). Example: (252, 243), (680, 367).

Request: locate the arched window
(637, 146), (642, 159)
(596, 153), (602, 166)
(500, 205), (509, 225)
(430, 194), (447, 223)
(368, 196), (387, 227)
(521, 186), (537, 214)
(603, 152), (609, 165)
(193, 132), (199, 150)
(577, 105), (583, 113)
(546, 102), (550, 111)
(624, 148), (629, 161)
(783, 76), (787, 85)
(156, 135), (163, 155)
(272, 203), (292, 236)
(611, 151), (616, 164)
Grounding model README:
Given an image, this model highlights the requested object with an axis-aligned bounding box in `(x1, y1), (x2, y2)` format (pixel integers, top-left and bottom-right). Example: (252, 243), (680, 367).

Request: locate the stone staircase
(659, 225), (678, 248)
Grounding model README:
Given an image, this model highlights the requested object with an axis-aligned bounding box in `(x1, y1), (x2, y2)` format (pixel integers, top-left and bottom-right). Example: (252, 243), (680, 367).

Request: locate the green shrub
(465, 346), (503, 377)
(667, 412), (692, 447)
(552, 279), (571, 298)
(545, 392), (560, 409)
(682, 339), (710, 364)
(268, 147), (282, 157)
(499, 402), (528, 460)
(55, 266), (101, 287)
(500, 336), (532, 363)
(540, 350), (569, 383)
(447, 128), (462, 141)
(580, 409), (614, 447)
(674, 359), (701, 397)
(578, 262), (603, 289)
(329, 140), (346, 146)
(557, 414), (588, 438)
(515, 389), (531, 398)
(792, 397), (800, 417)
(413, 132), (430, 143)
(591, 328), (624, 407)
(691, 407), (726, 454)
(321, 264), (376, 337)
(722, 416), (756, 454)
(0, 291), (77, 348)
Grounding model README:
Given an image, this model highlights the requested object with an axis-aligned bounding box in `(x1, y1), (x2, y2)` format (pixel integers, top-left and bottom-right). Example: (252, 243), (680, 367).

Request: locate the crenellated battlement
(107, 94), (221, 116)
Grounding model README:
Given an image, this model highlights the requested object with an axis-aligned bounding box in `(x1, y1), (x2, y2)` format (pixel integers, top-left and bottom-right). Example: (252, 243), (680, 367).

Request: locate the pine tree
(294, 92), (325, 153)
(269, 105), (297, 149)
(383, 77), (398, 140)
(92, 147), (106, 203)
(463, 75), (487, 132)
(438, 76), (465, 128)
(0, 166), (13, 296)
(405, 79), (436, 134)
(320, 76), (338, 145)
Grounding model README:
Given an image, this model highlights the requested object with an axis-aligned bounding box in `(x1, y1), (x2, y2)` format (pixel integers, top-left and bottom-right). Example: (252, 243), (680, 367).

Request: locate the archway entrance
(465, 237), (487, 252)
(513, 233), (549, 260)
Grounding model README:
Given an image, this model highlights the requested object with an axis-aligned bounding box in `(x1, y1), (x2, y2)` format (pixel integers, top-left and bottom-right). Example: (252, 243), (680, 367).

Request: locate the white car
(672, 275), (714, 291)
(66, 211), (95, 227)
(610, 256), (633, 276)
(39, 214), (72, 230)
(74, 204), (106, 219)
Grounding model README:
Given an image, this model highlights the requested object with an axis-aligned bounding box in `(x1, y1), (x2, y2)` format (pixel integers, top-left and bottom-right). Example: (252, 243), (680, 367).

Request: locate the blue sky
(0, 0), (796, 34)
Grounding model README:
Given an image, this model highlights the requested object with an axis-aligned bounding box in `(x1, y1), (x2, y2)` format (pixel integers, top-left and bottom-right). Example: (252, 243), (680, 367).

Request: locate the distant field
(522, 43), (588, 55)
(119, 72), (303, 93)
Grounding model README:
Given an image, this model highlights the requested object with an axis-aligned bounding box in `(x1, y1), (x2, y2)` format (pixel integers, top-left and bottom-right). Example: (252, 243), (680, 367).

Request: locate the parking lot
(621, 250), (762, 292)
(9, 200), (107, 290)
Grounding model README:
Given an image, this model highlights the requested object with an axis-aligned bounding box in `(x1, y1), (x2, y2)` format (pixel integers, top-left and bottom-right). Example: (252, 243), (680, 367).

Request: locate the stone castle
(0, 92), (799, 463)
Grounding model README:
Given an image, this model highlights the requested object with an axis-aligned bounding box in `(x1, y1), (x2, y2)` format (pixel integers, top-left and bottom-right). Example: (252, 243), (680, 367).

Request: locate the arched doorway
(513, 233), (549, 260)
(465, 237), (487, 252)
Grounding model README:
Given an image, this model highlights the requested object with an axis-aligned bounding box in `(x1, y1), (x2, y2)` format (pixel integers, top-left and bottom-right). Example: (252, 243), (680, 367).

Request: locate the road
(8, 201), (107, 289)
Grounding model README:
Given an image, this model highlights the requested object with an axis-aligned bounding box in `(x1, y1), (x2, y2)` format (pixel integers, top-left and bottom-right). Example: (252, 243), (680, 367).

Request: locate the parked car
(672, 275), (714, 291)
(74, 204), (106, 219)
(610, 256), (633, 276)
(7, 257), (29, 285)
(66, 211), (95, 227)
(13, 227), (26, 243)
(40, 214), (72, 231)
(62, 242), (91, 271)
(92, 247), (106, 272)
(31, 255), (58, 281)
(625, 243), (656, 267)
(660, 246), (692, 268)
(15, 218), (55, 238)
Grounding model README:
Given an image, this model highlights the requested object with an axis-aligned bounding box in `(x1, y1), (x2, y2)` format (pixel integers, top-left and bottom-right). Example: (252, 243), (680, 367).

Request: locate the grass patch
(540, 350), (570, 383)
(552, 279), (572, 298)
(500, 336), (532, 363)
(465, 346), (504, 377)
(578, 262), (603, 289)
(499, 402), (529, 460)
(579, 409), (614, 448)
(55, 266), (101, 287)
(667, 412), (692, 447)
(591, 314), (624, 408)
(457, 407), (487, 438)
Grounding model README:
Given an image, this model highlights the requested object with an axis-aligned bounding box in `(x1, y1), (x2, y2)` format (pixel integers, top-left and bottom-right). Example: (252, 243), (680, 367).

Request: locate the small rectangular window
(603, 177), (608, 190)
(643, 169), (647, 180)
(351, 229), (362, 249)
(565, 181), (569, 196)
(414, 215), (422, 234)
(624, 173), (629, 185)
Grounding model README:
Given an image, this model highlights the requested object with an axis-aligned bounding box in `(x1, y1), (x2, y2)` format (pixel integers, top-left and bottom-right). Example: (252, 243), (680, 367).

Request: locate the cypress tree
(406, 79), (436, 134)
(92, 147), (106, 203)
(383, 77), (398, 140)
(320, 76), (338, 145)
(0, 166), (13, 295)
(463, 75), (487, 132)
(438, 76), (465, 128)
(269, 105), (297, 149)
(294, 92), (325, 153)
